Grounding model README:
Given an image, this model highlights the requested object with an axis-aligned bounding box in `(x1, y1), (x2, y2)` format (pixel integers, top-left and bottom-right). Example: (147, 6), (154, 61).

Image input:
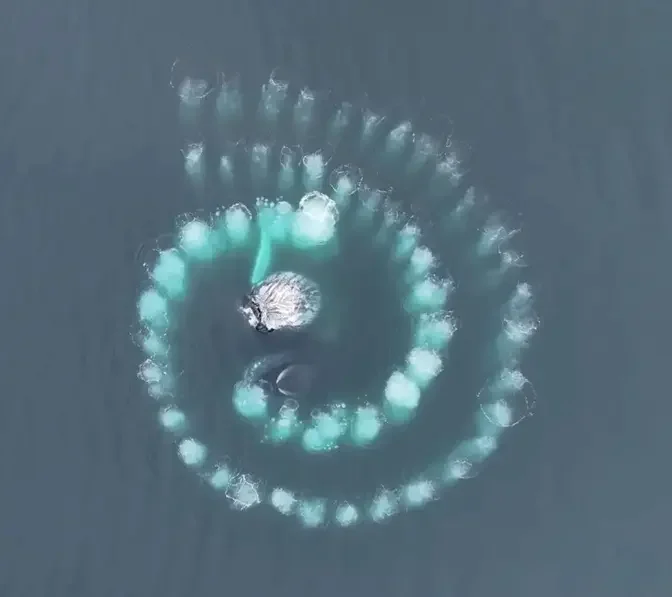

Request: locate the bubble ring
(135, 70), (539, 528)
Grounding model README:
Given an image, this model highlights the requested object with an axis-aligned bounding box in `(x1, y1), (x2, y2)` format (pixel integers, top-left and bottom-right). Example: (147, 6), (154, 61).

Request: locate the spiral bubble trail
(136, 69), (539, 529)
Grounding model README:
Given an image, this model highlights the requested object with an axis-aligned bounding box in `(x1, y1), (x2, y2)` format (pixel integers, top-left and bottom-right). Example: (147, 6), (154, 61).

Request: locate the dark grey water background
(1, 0), (671, 595)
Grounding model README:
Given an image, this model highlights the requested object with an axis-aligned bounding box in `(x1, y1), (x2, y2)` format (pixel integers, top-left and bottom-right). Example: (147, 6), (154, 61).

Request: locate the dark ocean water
(1, 1), (671, 596)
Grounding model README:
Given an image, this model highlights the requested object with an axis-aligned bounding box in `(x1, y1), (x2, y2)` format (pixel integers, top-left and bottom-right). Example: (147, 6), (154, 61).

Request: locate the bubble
(138, 289), (168, 326)
(302, 151), (326, 190)
(181, 142), (205, 174)
(271, 488), (297, 515)
(394, 223), (421, 260)
(150, 249), (187, 299)
(443, 458), (475, 482)
(414, 311), (458, 351)
(259, 70), (289, 122)
(280, 398), (299, 414)
(170, 58), (217, 104)
(361, 108), (385, 147)
(298, 499), (327, 528)
(140, 328), (169, 359)
(407, 246), (436, 280)
(209, 466), (234, 490)
(294, 87), (317, 139)
(178, 438), (207, 467)
(223, 203), (252, 246)
(233, 383), (268, 421)
(386, 121), (413, 153)
(384, 371), (422, 419)
(406, 276), (453, 313)
(216, 74), (243, 123)
(478, 370), (537, 428)
(405, 347), (443, 388)
(178, 219), (214, 260)
(351, 406), (382, 445)
(227, 475), (261, 510)
(402, 479), (436, 508)
(159, 407), (186, 433)
(370, 489), (399, 522)
(407, 133), (440, 172)
(335, 503), (359, 527)
(329, 164), (363, 198)
(291, 192), (339, 249)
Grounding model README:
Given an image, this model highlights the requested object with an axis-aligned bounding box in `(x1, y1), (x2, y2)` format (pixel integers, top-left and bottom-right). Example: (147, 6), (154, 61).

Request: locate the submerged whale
(244, 352), (316, 398)
(275, 363), (316, 397)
